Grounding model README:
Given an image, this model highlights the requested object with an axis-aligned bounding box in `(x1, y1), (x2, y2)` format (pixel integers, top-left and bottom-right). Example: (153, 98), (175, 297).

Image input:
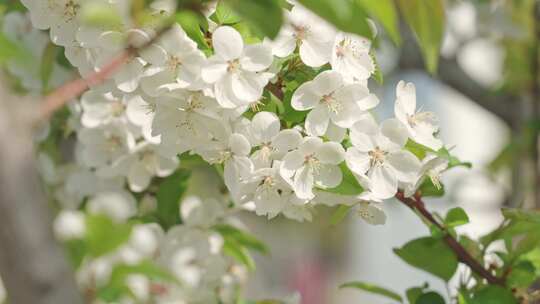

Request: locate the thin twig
(38, 24), (174, 121)
(395, 191), (506, 286)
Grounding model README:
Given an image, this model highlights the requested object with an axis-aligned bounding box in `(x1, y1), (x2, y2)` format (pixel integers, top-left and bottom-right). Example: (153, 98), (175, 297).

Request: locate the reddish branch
(395, 191), (506, 286)
(38, 25), (173, 121)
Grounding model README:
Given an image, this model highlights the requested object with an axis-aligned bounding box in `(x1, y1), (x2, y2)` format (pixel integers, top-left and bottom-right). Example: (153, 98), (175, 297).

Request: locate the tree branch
(395, 191), (506, 286)
(38, 24), (174, 122)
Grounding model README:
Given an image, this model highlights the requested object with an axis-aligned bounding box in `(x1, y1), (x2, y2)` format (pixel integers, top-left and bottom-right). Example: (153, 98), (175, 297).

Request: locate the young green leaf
(445, 207), (470, 228)
(357, 0), (400, 44)
(213, 224), (269, 254)
(85, 214), (132, 257)
(501, 208), (540, 223)
(222, 239), (256, 271)
(320, 163), (364, 195)
(330, 205), (353, 226)
(225, 0), (283, 39)
(406, 285), (428, 304)
(340, 281), (403, 303)
(419, 178), (445, 197)
(394, 237), (458, 281)
(176, 11), (210, 51)
(471, 286), (517, 304)
(416, 291), (445, 304)
(40, 42), (58, 92)
(396, 0), (445, 74)
(298, 0), (372, 39)
(156, 169), (191, 229)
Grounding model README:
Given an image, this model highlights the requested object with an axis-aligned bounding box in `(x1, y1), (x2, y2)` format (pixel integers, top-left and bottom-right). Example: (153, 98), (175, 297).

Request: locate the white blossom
(345, 115), (421, 199)
(394, 81), (443, 150)
(280, 136), (345, 200)
(269, 5), (335, 67)
(201, 26), (273, 108)
(292, 70), (378, 136)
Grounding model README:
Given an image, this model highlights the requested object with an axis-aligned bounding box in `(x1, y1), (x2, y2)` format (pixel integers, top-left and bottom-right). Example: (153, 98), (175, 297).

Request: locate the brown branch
(395, 191), (506, 286)
(38, 24), (174, 121)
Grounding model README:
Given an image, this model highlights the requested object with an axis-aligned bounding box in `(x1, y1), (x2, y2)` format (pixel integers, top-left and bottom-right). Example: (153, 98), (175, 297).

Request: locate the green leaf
(0, 31), (31, 65)
(394, 237), (458, 281)
(222, 239), (256, 271)
(98, 261), (177, 302)
(64, 239), (87, 269)
(340, 281), (402, 302)
(445, 207), (470, 228)
(298, 0), (372, 39)
(211, 1), (242, 25)
(40, 42), (58, 92)
(320, 163), (364, 195)
(225, 0), (283, 39)
(156, 169), (190, 229)
(176, 11), (210, 51)
(416, 291), (445, 304)
(501, 208), (540, 223)
(471, 286), (517, 304)
(418, 178), (445, 197)
(406, 286), (427, 304)
(85, 214), (132, 257)
(357, 0), (400, 44)
(109, 261), (178, 284)
(213, 224), (269, 254)
(436, 147), (472, 169)
(405, 139), (434, 160)
(396, 0), (445, 73)
(507, 261), (536, 288)
(330, 205), (353, 226)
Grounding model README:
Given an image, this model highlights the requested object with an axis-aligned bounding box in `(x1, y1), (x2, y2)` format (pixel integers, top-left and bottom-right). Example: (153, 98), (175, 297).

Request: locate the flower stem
(395, 191), (506, 286)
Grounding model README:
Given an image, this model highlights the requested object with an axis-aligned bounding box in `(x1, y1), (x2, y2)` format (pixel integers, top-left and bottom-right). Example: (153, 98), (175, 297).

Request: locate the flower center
(407, 111), (436, 128)
(259, 144), (272, 161)
(217, 150), (232, 163)
(185, 93), (204, 112)
(320, 93), (342, 114)
(304, 154), (320, 172)
(368, 147), (387, 167)
(110, 101), (126, 117)
(227, 59), (240, 73)
(106, 135), (122, 151)
(63, 0), (79, 20)
(293, 24), (309, 41)
(167, 55), (182, 71)
(259, 175), (275, 191)
(357, 202), (374, 220)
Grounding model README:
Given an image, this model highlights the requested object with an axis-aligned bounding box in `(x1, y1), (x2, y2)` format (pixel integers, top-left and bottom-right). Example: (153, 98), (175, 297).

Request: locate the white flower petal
(380, 118), (409, 147)
(229, 133), (251, 156)
(305, 105), (330, 136)
(293, 166), (314, 199)
(213, 26), (244, 60)
(345, 147), (371, 175)
(251, 111), (280, 144)
(315, 164), (342, 188)
(316, 142), (345, 165)
(241, 44), (273, 72)
(386, 150), (421, 183)
(291, 81), (319, 110)
(368, 165), (398, 199)
(128, 162), (152, 192)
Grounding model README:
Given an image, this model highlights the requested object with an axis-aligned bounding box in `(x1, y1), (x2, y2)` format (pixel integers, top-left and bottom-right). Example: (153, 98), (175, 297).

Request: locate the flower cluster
(8, 0), (452, 302)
